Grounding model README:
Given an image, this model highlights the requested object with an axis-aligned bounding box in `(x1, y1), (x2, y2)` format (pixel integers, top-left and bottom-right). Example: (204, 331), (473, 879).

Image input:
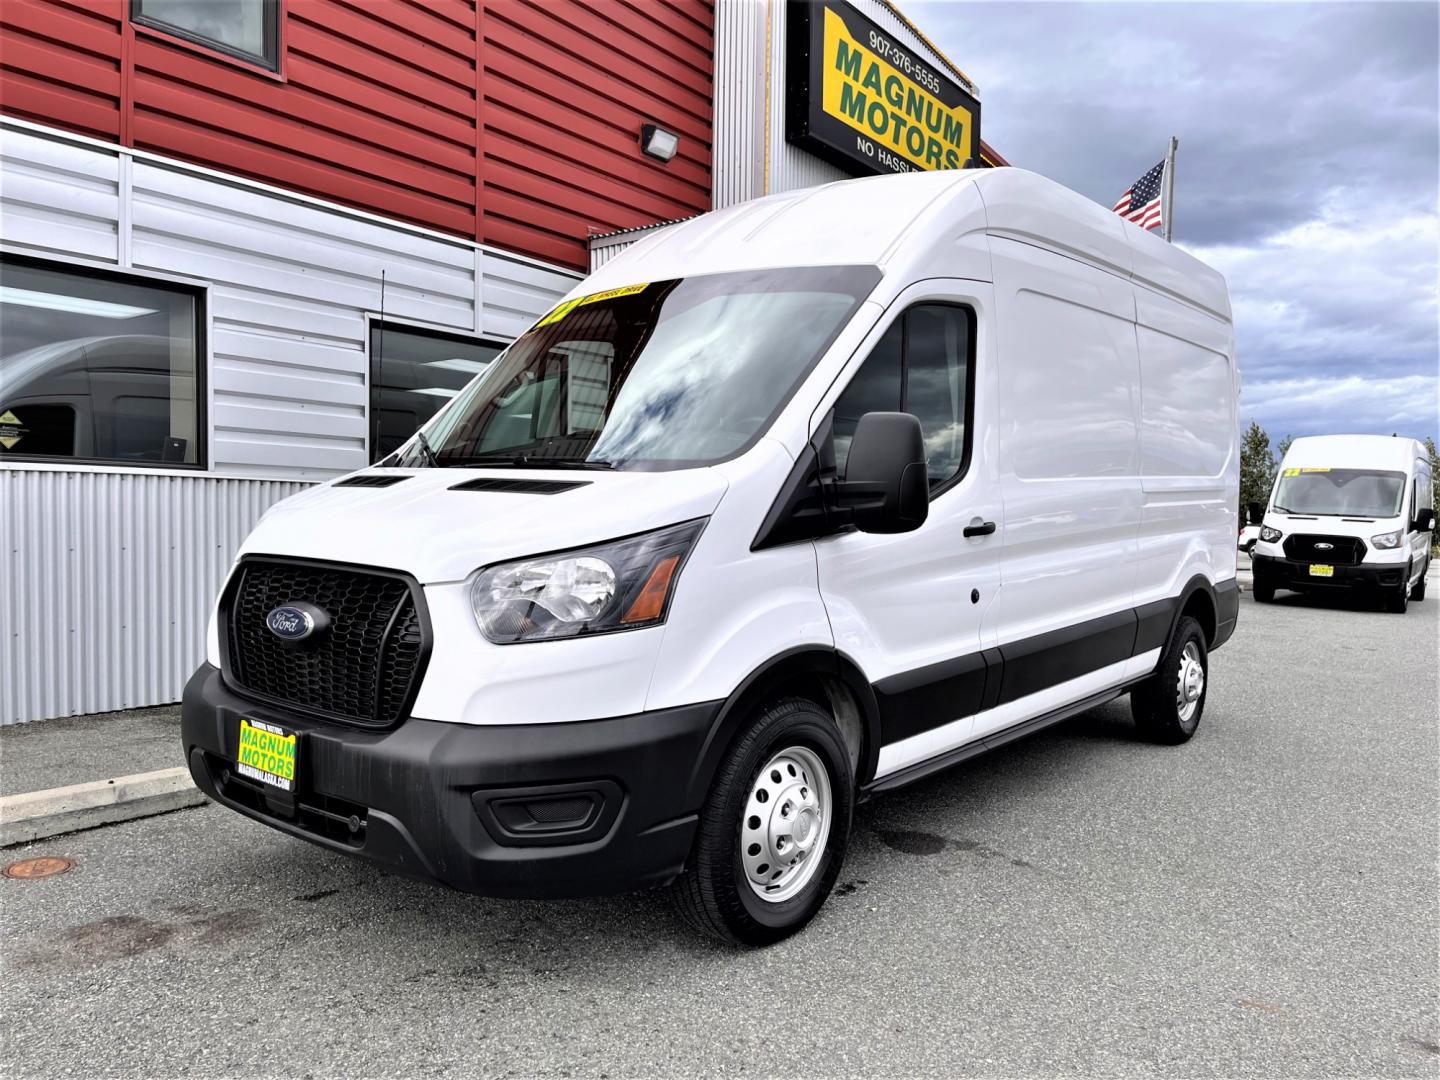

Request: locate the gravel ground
(2, 586), (1436, 1078)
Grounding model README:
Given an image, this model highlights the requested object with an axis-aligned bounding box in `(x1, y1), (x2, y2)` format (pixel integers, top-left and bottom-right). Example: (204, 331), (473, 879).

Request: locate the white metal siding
(713, 0), (768, 210)
(0, 122), (582, 721)
(0, 129), (120, 263)
(0, 467), (307, 725)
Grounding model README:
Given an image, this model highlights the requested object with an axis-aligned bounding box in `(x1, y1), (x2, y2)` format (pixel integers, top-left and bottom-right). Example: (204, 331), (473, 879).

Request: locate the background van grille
(223, 559), (429, 728)
(1283, 534), (1366, 566)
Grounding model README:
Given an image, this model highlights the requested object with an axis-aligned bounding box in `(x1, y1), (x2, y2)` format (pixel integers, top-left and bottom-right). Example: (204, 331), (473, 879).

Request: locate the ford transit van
(1250, 434), (1434, 611)
(183, 169), (1240, 944)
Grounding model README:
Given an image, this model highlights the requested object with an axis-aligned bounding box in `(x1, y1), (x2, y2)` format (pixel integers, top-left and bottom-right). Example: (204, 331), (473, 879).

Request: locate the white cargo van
(1250, 434), (1434, 611)
(184, 169), (1239, 944)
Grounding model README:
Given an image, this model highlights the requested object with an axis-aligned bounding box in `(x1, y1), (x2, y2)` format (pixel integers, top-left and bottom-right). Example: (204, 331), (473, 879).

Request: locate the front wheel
(1252, 580), (1275, 603)
(671, 697), (853, 946)
(1410, 561), (1427, 601)
(1131, 615), (1208, 744)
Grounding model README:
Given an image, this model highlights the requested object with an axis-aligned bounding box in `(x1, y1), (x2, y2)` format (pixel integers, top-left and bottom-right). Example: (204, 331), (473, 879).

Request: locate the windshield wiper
(412, 430), (443, 468)
(438, 454), (614, 470)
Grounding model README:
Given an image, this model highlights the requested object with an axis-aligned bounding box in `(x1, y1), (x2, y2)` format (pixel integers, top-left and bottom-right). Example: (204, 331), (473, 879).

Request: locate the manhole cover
(3, 856), (75, 880)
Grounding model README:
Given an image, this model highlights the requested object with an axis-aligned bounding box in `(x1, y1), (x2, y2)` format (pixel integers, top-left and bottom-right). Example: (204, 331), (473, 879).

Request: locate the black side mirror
(1247, 501), (1265, 525)
(835, 412), (929, 534)
(1414, 508), (1436, 533)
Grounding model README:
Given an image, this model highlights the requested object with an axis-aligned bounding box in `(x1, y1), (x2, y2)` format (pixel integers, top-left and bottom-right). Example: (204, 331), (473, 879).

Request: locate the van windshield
(1272, 468), (1406, 518)
(394, 266), (880, 470)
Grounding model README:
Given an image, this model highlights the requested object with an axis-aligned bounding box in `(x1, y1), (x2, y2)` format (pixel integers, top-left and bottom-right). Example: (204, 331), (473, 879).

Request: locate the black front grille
(1283, 533), (1366, 566)
(222, 558), (430, 728)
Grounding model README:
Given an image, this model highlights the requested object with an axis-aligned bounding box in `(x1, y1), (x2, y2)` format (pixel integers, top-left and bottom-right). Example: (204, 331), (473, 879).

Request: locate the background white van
(1250, 434), (1434, 611)
(183, 168), (1239, 944)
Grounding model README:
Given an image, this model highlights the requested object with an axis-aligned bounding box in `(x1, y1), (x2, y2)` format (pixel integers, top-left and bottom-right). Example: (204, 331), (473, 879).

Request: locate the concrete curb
(1, 768), (207, 847)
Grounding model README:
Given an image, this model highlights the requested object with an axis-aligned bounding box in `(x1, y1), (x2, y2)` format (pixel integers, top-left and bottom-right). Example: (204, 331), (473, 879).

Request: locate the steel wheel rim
(740, 746), (832, 903)
(1176, 641), (1205, 723)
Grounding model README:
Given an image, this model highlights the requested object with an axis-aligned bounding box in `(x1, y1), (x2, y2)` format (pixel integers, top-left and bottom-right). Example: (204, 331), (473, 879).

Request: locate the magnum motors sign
(786, 1), (980, 177)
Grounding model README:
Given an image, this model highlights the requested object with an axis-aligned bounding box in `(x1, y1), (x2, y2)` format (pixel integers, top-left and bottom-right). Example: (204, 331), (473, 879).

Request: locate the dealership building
(0, 0), (1005, 723)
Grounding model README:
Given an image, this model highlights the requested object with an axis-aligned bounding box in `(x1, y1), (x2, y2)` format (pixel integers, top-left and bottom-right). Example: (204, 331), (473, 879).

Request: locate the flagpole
(1162, 135), (1178, 242)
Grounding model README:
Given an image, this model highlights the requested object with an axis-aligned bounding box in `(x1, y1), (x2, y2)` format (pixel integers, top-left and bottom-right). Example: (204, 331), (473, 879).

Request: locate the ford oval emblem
(266, 605), (315, 641)
(1314, 542), (1334, 550)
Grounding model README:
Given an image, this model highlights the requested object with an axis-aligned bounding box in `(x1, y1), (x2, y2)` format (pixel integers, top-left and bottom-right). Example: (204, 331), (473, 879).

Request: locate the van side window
(832, 304), (973, 492)
(832, 320), (902, 474)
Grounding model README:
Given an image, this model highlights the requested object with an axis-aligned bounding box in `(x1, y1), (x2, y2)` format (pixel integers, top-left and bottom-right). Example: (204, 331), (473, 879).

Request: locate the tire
(1131, 615), (1208, 745)
(1385, 576), (1410, 614)
(1245, 540), (1257, 554)
(670, 697), (853, 946)
(1410, 561), (1427, 601)
(1252, 580), (1275, 603)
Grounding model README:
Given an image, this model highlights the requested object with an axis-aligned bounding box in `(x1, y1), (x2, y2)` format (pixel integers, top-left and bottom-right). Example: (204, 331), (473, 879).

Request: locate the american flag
(1113, 159), (1165, 232)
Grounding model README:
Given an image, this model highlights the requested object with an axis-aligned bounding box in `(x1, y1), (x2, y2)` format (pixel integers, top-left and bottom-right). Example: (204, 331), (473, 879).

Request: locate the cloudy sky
(919, 0), (1438, 446)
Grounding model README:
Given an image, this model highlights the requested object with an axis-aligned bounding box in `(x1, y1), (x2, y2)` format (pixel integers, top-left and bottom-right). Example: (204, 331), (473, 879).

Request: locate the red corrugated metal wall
(0, 0), (714, 269)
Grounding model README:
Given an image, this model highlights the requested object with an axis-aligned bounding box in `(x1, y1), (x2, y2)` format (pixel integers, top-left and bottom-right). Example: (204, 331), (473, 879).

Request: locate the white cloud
(1238, 374), (1439, 438)
(1186, 202), (1439, 441)
(919, 1), (1438, 441)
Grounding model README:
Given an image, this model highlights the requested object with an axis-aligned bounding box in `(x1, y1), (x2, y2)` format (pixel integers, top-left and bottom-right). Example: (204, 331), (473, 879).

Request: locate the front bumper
(1251, 553), (1410, 592)
(182, 664), (721, 898)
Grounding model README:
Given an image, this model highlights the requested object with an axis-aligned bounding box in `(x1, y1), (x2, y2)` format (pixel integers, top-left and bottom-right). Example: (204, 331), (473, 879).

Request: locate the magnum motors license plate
(236, 718), (298, 792)
(1309, 564), (1335, 578)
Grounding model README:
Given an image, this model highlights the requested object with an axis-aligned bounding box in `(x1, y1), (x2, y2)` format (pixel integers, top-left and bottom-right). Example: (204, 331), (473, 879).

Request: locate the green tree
(1275, 434), (1295, 463)
(1425, 437), (1438, 509)
(1239, 420), (1276, 519)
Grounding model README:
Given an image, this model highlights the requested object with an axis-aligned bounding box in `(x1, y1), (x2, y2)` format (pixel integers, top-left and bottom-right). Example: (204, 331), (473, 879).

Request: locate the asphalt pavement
(3, 584), (1437, 1078)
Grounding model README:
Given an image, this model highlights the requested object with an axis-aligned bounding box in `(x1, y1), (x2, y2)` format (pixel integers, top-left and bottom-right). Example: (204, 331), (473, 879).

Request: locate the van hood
(237, 468), (730, 584)
(1264, 512), (1403, 536)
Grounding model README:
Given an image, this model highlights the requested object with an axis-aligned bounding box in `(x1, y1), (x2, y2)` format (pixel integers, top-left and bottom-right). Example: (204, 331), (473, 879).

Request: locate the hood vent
(334, 475), (410, 488)
(448, 477), (591, 495)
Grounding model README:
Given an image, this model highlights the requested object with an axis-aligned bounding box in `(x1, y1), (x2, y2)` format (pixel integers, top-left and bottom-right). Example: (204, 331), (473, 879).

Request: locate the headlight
(1370, 529), (1403, 550)
(1259, 525), (1283, 543)
(470, 519), (705, 643)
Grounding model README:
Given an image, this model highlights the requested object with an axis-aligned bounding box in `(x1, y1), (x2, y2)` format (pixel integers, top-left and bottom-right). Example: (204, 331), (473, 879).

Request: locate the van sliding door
(976, 238), (1143, 740)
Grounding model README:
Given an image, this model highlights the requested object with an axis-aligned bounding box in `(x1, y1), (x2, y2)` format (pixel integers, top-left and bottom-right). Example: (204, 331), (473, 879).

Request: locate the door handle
(963, 520), (996, 538)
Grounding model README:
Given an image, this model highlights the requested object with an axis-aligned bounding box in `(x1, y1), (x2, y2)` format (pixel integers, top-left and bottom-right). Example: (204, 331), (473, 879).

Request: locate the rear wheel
(671, 697), (853, 946)
(1131, 616), (1208, 745)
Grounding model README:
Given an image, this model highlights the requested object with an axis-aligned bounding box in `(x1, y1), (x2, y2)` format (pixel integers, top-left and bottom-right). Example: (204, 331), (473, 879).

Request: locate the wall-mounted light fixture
(640, 123), (679, 163)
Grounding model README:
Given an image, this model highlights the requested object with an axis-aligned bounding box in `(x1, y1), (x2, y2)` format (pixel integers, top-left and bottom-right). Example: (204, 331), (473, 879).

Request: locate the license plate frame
(235, 717), (299, 793)
(1308, 563), (1334, 578)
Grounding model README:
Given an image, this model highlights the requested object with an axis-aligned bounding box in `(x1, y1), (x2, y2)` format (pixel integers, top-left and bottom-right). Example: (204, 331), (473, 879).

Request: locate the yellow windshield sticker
(535, 298), (582, 328)
(579, 283), (649, 305)
(534, 283), (650, 329)
(1300, 467), (1331, 473)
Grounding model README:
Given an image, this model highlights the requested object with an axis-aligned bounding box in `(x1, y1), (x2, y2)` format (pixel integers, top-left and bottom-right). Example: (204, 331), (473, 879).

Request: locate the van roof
(582, 168), (1230, 320)
(1281, 434), (1425, 471)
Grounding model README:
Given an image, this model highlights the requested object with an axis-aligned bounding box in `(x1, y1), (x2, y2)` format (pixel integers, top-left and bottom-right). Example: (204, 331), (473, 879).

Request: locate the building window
(0, 257), (205, 467)
(132, 0), (280, 71)
(370, 323), (504, 463)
